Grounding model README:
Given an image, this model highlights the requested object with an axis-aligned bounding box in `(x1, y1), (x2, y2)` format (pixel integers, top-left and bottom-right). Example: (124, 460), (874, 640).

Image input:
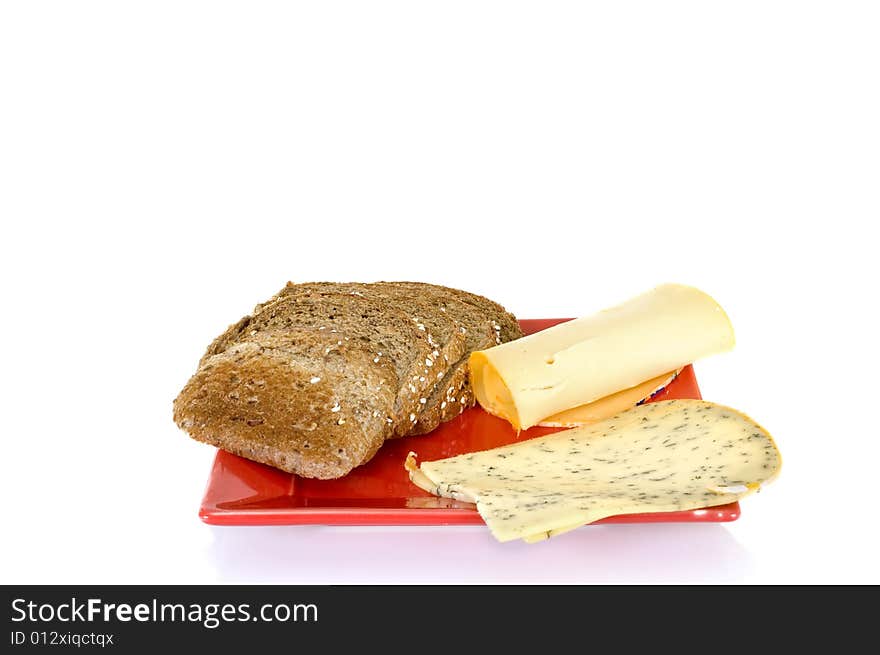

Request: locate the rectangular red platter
(200, 318), (740, 526)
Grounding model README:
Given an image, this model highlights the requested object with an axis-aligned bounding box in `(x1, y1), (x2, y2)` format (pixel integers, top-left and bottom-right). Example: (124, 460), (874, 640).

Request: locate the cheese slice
(469, 284), (735, 430)
(537, 369), (679, 427)
(405, 399), (781, 543)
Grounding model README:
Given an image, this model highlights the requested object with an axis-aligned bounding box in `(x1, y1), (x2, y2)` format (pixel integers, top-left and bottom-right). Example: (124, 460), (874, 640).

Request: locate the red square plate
(199, 319), (740, 526)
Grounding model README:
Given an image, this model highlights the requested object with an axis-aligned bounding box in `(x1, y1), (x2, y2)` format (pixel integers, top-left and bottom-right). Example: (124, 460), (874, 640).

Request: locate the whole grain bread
(225, 290), (444, 432)
(269, 281), (468, 435)
(268, 281), (522, 435)
(174, 329), (398, 479)
(371, 283), (497, 435)
(382, 282), (524, 434)
(173, 281), (522, 478)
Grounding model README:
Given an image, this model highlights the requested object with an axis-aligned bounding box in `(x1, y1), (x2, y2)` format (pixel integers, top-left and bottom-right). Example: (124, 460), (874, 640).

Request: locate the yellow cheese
(537, 369), (679, 428)
(469, 283), (735, 430)
(406, 399), (781, 543)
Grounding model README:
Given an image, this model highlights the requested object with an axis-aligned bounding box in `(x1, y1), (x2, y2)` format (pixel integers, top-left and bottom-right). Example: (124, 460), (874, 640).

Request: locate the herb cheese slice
(405, 399), (781, 543)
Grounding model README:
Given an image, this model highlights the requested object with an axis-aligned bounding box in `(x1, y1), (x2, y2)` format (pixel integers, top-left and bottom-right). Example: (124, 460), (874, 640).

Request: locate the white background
(1, 1), (878, 584)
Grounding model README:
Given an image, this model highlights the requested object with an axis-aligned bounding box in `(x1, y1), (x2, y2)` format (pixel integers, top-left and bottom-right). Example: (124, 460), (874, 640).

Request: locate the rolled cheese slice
(537, 369), (680, 428)
(469, 283), (735, 430)
(406, 399), (782, 543)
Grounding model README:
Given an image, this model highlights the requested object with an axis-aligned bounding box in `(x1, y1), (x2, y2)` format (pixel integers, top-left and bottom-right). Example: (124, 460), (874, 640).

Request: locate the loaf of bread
(173, 281), (523, 478)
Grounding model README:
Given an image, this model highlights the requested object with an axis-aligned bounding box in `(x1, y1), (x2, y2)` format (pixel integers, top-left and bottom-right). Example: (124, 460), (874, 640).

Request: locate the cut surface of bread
(385, 282), (524, 434)
(273, 281), (525, 435)
(236, 291), (441, 432)
(267, 281), (469, 434)
(174, 330), (397, 479)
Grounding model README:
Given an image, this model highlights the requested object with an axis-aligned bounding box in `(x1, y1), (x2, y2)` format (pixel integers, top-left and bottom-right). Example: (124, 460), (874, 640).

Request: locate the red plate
(200, 319), (740, 526)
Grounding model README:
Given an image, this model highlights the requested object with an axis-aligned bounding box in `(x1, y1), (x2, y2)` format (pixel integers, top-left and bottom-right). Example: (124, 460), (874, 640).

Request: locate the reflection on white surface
(207, 524), (753, 584)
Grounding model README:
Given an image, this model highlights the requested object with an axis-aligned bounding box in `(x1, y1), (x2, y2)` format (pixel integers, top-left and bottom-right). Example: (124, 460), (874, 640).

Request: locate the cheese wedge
(537, 369), (680, 427)
(405, 399), (781, 543)
(469, 284), (735, 430)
